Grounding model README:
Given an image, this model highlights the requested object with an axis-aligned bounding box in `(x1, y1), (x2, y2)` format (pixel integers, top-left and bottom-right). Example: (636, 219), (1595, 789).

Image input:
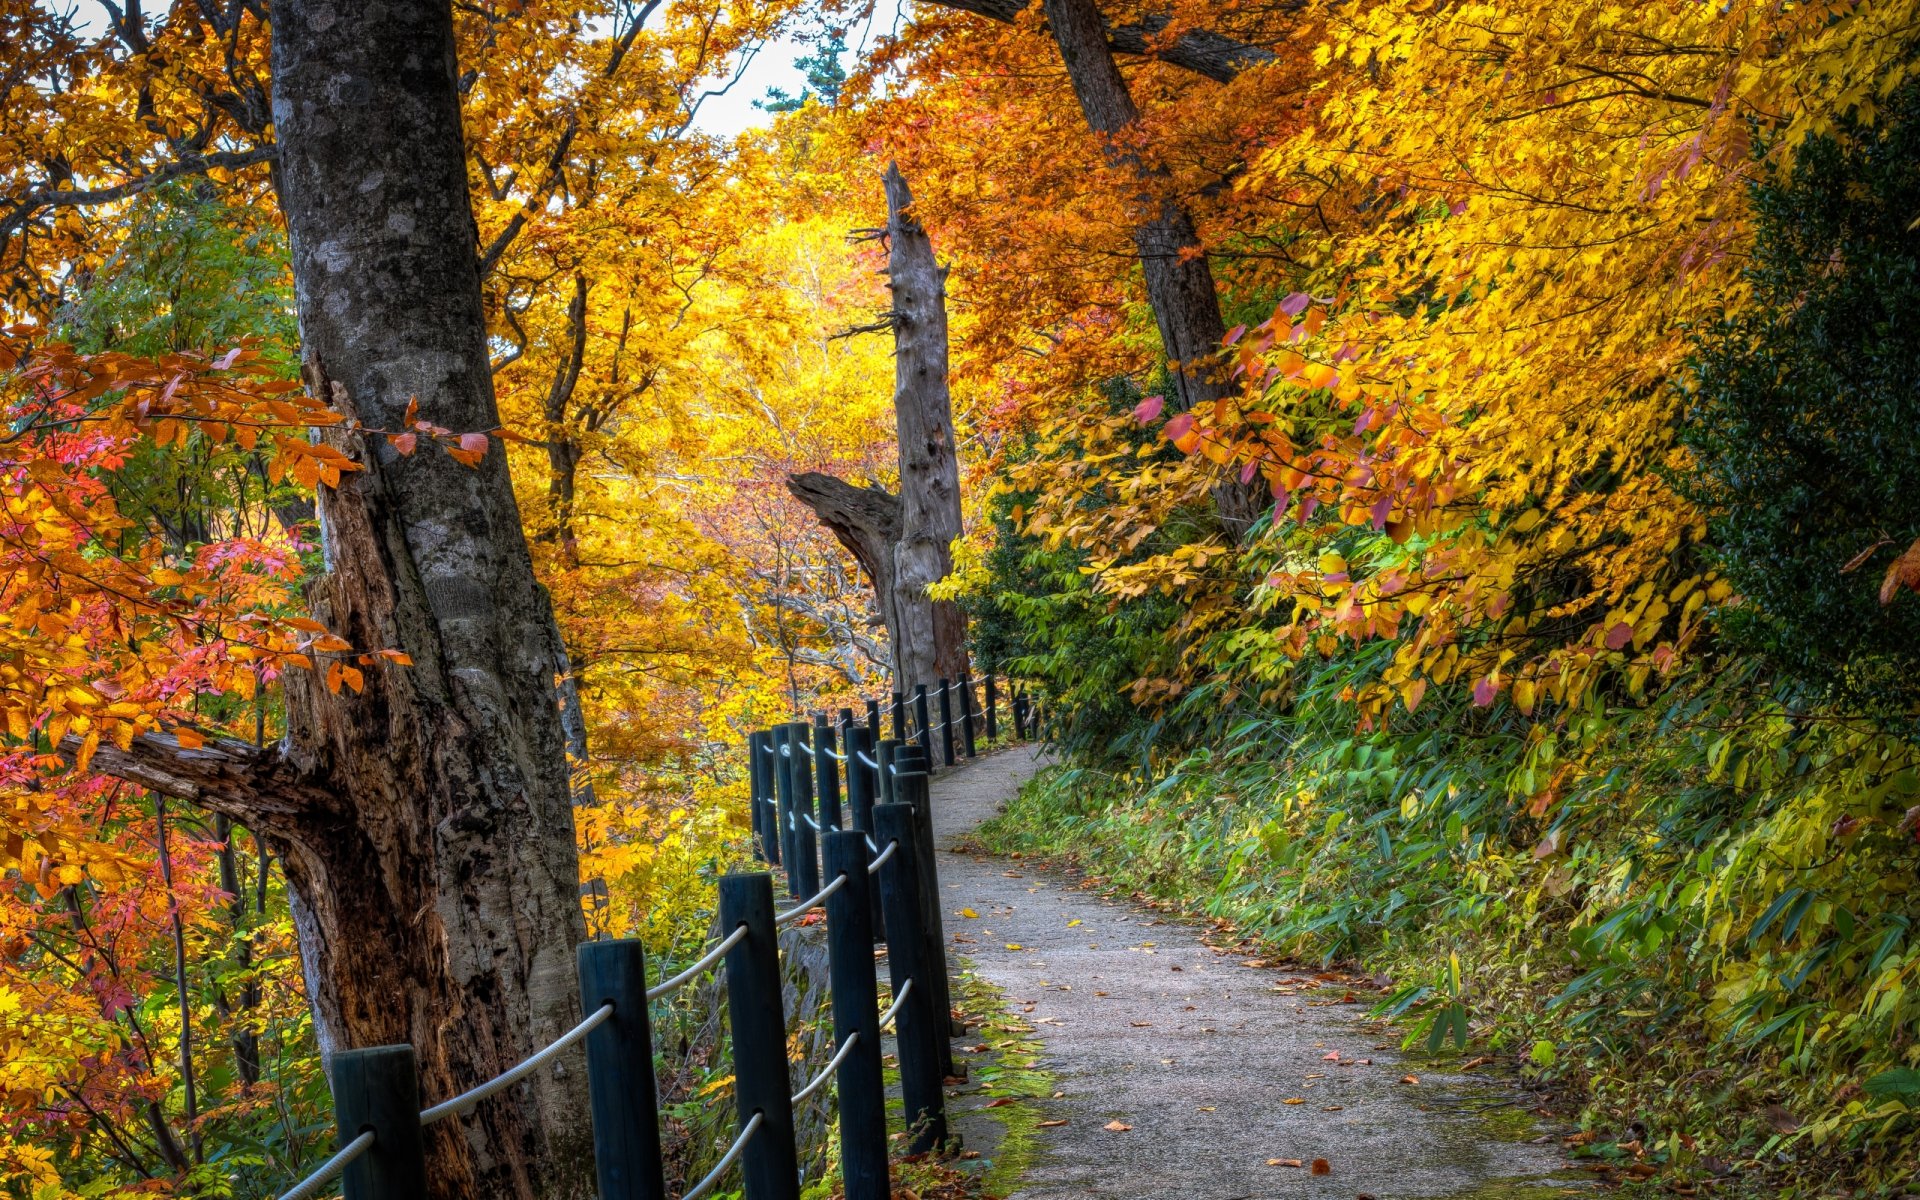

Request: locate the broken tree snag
(883, 165), (971, 693)
(269, 2), (594, 1197)
(1041, 0), (1266, 538)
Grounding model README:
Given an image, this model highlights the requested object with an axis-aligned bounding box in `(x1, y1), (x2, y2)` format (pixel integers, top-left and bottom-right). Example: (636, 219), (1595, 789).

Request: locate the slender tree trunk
(882, 167), (969, 690)
(273, 4), (596, 1195)
(1040, 0), (1264, 535)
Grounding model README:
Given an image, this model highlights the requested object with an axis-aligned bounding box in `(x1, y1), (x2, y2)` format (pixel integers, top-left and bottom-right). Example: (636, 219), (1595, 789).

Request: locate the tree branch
(923, 0), (1279, 83)
(59, 733), (331, 824)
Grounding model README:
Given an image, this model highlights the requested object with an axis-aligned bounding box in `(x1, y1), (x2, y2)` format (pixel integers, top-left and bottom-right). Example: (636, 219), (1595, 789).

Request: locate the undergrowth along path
(934, 745), (1575, 1200)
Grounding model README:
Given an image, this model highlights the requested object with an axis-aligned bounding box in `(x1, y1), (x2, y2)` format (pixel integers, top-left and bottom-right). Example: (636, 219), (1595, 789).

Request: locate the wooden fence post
(718, 873), (801, 1200)
(871, 805), (949, 1154)
(866, 699), (882, 741)
(772, 724), (799, 894)
(937, 679), (956, 767)
(893, 758), (956, 1077)
(890, 691), (907, 743)
(821, 831), (890, 1200)
(749, 731), (775, 864)
(876, 738), (899, 806)
(913, 686), (932, 760)
(577, 940), (667, 1200)
(331, 1045), (426, 1200)
(843, 725), (885, 941)
(958, 676), (977, 759)
(792, 722), (821, 898)
(813, 712), (842, 831)
(984, 676), (998, 742)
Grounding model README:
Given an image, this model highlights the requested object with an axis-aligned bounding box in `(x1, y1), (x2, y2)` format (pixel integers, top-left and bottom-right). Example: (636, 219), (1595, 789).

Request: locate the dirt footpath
(929, 745), (1572, 1200)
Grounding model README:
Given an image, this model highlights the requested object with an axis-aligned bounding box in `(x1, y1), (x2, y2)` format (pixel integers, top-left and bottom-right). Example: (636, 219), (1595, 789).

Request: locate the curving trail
(930, 745), (1573, 1200)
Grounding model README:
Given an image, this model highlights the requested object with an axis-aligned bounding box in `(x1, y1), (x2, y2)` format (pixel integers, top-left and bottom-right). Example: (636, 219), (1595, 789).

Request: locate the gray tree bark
(787, 170), (971, 693)
(81, 4), (597, 1197)
(883, 166), (971, 692)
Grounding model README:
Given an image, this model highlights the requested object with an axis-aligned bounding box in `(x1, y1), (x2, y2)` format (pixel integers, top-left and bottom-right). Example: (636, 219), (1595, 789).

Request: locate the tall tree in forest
(81, 2), (595, 1195)
(789, 166), (968, 691)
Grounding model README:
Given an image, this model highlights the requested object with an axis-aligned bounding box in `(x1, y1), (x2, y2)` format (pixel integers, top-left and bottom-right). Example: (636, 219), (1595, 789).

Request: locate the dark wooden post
(1013, 692), (1028, 740)
(331, 1045), (427, 1200)
(890, 691), (907, 743)
(577, 941), (666, 1200)
(937, 679), (956, 767)
(843, 725), (885, 941)
(984, 675), (998, 741)
(813, 712), (842, 831)
(748, 731), (773, 863)
(719, 873), (801, 1200)
(821, 831), (890, 1200)
(771, 724), (799, 893)
(958, 675), (977, 759)
(872, 805), (949, 1154)
(876, 738), (899, 806)
(792, 722), (821, 898)
(866, 699), (882, 741)
(914, 685), (932, 759)
(894, 757), (955, 1076)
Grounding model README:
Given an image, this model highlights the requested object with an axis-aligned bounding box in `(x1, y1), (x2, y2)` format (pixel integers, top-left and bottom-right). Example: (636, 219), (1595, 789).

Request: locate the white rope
(680, 1111), (764, 1200)
(877, 977), (913, 1030)
(420, 1003), (614, 1126)
(801, 813), (823, 832)
(775, 873), (847, 926)
(647, 924), (748, 1002)
(864, 834), (879, 854)
(866, 840), (897, 874)
(277, 1130), (374, 1200)
(791, 1031), (860, 1105)
(855, 751), (879, 770)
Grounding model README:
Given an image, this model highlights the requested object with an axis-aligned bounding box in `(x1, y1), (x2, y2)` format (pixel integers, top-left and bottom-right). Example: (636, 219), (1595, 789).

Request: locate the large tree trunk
(882, 166), (970, 692)
(1040, 0), (1264, 536)
(257, 4), (596, 1195)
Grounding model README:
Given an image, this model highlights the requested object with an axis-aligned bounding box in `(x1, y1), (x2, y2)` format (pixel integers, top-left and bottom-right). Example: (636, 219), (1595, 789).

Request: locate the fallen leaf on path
(1130, 1021), (1153, 1028)
(1198, 1105), (1216, 1112)
(963, 1043), (988, 1053)
(1104, 1120), (1132, 1132)
(1460, 1056), (1493, 1071)
(1322, 1105), (1344, 1112)
(1005, 943), (1024, 950)
(1267, 1158), (1303, 1168)
(1284, 1098), (1305, 1105)
(1304, 1074), (1325, 1080)
(960, 1150), (980, 1160)
(1038, 1119), (1068, 1128)
(1322, 1051), (1342, 1061)
(1311, 1159), (1332, 1175)
(960, 908), (979, 918)
(1067, 919), (1082, 927)
(1400, 1075), (1419, 1085)
(984, 1098), (1015, 1108)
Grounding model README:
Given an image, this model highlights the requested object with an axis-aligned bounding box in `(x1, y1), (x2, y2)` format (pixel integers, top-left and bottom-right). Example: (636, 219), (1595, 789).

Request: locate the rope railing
(278, 1131), (375, 1200)
(876, 977), (913, 1030)
(420, 1002), (614, 1126)
(775, 872), (847, 926)
(647, 923), (748, 1002)
(680, 1111), (763, 1200)
(791, 1032), (861, 1105)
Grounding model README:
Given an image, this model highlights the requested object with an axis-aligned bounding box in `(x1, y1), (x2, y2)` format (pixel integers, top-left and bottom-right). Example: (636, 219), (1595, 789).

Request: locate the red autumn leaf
(1164, 413), (1194, 442)
(1133, 394), (1165, 424)
(1604, 622), (1634, 650)
(1877, 538), (1920, 605)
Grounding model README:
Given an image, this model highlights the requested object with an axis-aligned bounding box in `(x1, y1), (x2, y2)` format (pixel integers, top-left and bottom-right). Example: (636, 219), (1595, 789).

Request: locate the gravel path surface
(930, 745), (1571, 1200)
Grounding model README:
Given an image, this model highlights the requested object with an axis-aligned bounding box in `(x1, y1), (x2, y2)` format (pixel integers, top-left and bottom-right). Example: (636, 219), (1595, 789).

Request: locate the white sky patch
(687, 0), (908, 139)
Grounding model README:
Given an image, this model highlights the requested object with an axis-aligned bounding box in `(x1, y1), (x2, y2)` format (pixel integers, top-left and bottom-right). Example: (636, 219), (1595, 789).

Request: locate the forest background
(3, 0), (1920, 1197)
